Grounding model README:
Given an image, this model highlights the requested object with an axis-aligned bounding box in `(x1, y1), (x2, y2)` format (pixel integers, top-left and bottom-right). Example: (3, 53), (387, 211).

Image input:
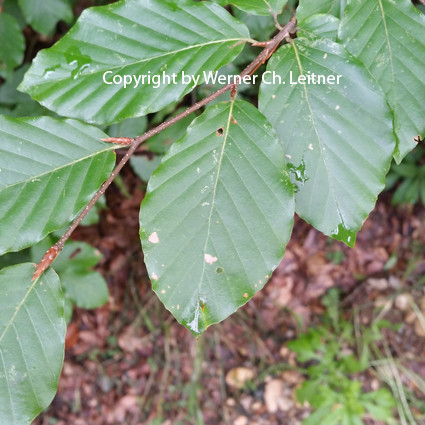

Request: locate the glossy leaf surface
(0, 264), (65, 425)
(140, 100), (294, 335)
(19, 0), (249, 125)
(0, 116), (116, 254)
(259, 37), (394, 246)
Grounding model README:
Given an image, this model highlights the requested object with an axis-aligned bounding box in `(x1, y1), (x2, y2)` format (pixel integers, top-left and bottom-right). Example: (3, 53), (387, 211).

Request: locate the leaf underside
(0, 116), (116, 255)
(339, 0), (425, 162)
(0, 264), (65, 425)
(19, 0), (249, 125)
(259, 37), (395, 246)
(140, 100), (294, 335)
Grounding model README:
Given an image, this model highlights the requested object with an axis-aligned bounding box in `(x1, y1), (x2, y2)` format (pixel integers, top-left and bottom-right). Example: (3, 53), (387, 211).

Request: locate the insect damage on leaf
(204, 254), (218, 264)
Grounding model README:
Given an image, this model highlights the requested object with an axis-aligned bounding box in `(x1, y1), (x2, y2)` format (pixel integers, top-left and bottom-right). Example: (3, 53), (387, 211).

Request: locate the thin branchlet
(32, 17), (297, 281)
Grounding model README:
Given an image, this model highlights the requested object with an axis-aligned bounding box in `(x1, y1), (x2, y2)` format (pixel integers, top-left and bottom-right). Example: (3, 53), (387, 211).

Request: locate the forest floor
(32, 163), (425, 425)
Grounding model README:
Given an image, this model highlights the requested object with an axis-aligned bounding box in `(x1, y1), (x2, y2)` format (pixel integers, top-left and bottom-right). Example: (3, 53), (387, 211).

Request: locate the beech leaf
(19, 0), (250, 125)
(140, 100), (294, 335)
(339, 0), (425, 162)
(0, 264), (65, 425)
(259, 37), (395, 246)
(0, 116), (116, 254)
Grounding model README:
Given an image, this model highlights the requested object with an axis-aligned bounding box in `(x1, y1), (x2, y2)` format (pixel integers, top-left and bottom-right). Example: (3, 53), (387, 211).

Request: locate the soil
(32, 163), (425, 425)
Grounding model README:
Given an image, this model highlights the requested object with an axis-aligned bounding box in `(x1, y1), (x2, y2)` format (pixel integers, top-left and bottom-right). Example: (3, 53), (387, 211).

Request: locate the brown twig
(32, 17), (297, 280)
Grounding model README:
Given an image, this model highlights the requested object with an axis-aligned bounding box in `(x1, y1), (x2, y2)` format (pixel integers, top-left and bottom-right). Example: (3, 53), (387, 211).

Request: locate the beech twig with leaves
(0, 1), (425, 423)
(32, 17), (297, 281)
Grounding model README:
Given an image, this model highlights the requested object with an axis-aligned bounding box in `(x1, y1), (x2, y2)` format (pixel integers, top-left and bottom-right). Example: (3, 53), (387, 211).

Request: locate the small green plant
(386, 144), (425, 206)
(287, 289), (396, 425)
(1, 0), (425, 423)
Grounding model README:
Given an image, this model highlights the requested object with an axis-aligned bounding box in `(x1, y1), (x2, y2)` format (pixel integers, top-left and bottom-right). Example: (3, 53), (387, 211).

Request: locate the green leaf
(224, 0), (288, 16)
(17, 0), (73, 35)
(19, 0), (249, 125)
(0, 116), (116, 255)
(339, 0), (425, 162)
(287, 329), (323, 361)
(31, 237), (108, 310)
(61, 270), (108, 309)
(303, 404), (335, 425)
(0, 263), (65, 425)
(232, 7), (278, 41)
(393, 177), (420, 204)
(361, 389), (396, 421)
(140, 100), (294, 335)
(259, 37), (395, 246)
(3, 0), (26, 30)
(0, 65), (54, 118)
(108, 116), (147, 139)
(131, 155), (163, 182)
(51, 242), (108, 309)
(392, 163), (419, 179)
(298, 14), (340, 41)
(146, 109), (198, 154)
(297, 0), (347, 22)
(0, 13), (25, 79)
(421, 179), (425, 206)
(0, 66), (31, 106)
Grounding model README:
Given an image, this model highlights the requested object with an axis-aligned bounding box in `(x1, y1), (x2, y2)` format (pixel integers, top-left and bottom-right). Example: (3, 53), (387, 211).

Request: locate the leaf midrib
(291, 40), (347, 227)
(377, 0), (397, 107)
(35, 38), (249, 83)
(199, 101), (235, 289)
(0, 144), (116, 192)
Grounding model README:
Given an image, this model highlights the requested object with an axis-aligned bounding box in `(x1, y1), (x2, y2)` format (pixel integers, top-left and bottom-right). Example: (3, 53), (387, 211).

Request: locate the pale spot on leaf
(152, 273), (158, 281)
(204, 254), (218, 264)
(148, 232), (159, 243)
(243, 293), (249, 298)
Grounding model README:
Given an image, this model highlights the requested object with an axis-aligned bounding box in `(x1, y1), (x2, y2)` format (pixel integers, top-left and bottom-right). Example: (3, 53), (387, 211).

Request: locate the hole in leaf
(216, 127), (224, 136)
(216, 267), (224, 274)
